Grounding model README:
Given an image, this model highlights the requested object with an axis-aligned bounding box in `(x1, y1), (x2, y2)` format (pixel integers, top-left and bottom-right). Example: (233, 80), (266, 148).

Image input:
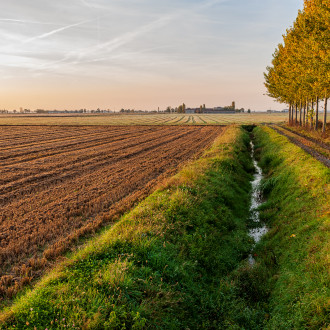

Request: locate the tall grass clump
(0, 126), (256, 329)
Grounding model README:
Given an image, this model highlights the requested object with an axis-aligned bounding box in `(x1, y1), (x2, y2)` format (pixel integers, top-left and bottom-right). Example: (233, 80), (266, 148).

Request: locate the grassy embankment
(0, 126), (256, 329)
(251, 126), (329, 328)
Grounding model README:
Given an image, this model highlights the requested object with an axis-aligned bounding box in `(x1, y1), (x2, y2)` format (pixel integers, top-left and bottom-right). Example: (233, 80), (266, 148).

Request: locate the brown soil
(0, 125), (224, 301)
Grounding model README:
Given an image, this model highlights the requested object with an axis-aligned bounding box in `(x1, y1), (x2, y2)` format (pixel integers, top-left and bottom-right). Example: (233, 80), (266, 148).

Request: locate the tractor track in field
(278, 125), (330, 150)
(269, 125), (330, 168)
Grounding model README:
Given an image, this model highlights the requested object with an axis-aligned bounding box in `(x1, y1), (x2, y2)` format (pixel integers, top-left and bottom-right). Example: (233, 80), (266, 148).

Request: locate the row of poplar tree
(264, 0), (329, 132)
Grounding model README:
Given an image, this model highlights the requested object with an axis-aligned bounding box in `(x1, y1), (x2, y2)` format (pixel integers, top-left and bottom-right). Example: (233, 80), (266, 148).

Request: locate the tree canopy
(264, 0), (329, 131)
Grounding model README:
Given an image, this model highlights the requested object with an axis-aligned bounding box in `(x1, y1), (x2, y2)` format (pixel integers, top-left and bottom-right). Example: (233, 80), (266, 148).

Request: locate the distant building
(184, 105), (236, 114)
(267, 110), (288, 113)
(185, 108), (196, 114)
(203, 107), (235, 114)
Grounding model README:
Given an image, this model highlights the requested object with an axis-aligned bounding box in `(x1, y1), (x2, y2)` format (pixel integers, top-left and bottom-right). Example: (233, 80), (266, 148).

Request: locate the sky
(0, 0), (303, 111)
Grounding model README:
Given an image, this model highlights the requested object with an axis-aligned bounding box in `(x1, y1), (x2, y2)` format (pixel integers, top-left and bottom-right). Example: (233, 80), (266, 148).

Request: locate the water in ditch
(248, 140), (268, 266)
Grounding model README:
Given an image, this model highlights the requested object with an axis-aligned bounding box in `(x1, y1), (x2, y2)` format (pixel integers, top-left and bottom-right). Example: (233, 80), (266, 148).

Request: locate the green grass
(203, 125), (329, 329)
(0, 126), (256, 329)
(252, 126), (329, 329)
(0, 113), (288, 126)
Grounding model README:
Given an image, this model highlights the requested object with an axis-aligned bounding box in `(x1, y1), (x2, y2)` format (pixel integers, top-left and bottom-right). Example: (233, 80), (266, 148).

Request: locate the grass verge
(0, 126), (255, 329)
(252, 126), (329, 329)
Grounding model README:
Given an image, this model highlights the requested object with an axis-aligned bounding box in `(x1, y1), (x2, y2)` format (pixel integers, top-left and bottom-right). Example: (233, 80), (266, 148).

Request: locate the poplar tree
(264, 0), (329, 131)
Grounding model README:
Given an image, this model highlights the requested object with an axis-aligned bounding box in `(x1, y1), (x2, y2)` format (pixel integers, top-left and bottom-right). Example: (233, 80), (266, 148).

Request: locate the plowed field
(0, 112), (288, 125)
(0, 125), (223, 301)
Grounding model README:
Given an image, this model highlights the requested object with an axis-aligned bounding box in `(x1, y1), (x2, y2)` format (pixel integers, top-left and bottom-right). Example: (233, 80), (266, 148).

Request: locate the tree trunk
(295, 103), (298, 125)
(303, 100), (306, 127)
(323, 97), (328, 133)
(289, 104), (292, 125)
(299, 100), (302, 126)
(310, 100), (314, 130)
(315, 96), (319, 130)
(292, 102), (295, 124)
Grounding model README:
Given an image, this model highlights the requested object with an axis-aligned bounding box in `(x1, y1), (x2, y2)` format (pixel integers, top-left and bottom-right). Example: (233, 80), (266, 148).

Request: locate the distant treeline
(264, 0), (329, 132)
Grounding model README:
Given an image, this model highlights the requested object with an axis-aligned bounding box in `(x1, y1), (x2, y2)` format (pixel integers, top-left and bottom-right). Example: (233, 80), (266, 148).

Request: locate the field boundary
(279, 125), (330, 149)
(269, 125), (330, 168)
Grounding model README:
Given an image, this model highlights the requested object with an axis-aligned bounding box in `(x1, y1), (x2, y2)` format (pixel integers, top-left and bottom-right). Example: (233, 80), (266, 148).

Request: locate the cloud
(83, 16), (171, 55)
(36, 14), (174, 70)
(79, 0), (101, 10)
(22, 19), (90, 44)
(199, 0), (228, 8)
(0, 18), (56, 25)
(41, 0), (226, 68)
(1, 0), (229, 73)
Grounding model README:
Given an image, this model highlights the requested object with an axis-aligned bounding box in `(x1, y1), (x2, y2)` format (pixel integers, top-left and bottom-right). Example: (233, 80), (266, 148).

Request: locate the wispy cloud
(79, 0), (100, 10)
(199, 0), (228, 8)
(40, 0), (226, 69)
(22, 19), (90, 44)
(84, 16), (171, 55)
(1, 0), (227, 74)
(0, 18), (56, 25)
(89, 0), (227, 52)
(37, 15), (173, 70)
(80, 0), (93, 8)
